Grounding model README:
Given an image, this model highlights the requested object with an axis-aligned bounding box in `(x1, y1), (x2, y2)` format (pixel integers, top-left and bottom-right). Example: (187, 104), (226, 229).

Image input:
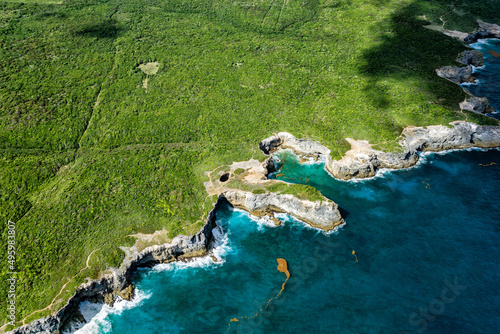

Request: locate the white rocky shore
(6, 208), (219, 334)
(260, 121), (500, 180)
(223, 189), (343, 231)
(435, 20), (500, 114)
(8, 18), (500, 334)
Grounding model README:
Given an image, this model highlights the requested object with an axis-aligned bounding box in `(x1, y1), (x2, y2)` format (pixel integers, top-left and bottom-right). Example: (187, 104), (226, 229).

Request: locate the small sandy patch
(125, 229), (172, 253)
(138, 62), (160, 75)
(423, 24), (468, 40)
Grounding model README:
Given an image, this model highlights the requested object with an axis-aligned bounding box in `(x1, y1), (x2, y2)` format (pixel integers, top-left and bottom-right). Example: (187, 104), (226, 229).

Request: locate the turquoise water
(75, 148), (500, 334)
(462, 38), (500, 116)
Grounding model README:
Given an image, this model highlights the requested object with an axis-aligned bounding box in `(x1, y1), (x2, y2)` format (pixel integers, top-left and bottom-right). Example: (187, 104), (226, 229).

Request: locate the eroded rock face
(459, 96), (492, 114)
(457, 50), (484, 67)
(6, 317), (59, 334)
(436, 65), (473, 84)
(471, 126), (500, 147)
(327, 149), (419, 180)
(478, 20), (500, 36)
(222, 189), (343, 231)
(259, 122), (500, 181)
(259, 135), (283, 154)
(260, 132), (419, 180)
(401, 121), (500, 152)
(8, 207), (219, 334)
(465, 20), (500, 43)
(464, 30), (492, 44)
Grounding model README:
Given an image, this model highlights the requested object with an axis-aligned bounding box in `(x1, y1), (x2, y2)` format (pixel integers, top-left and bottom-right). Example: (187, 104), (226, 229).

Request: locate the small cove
(70, 39), (500, 334)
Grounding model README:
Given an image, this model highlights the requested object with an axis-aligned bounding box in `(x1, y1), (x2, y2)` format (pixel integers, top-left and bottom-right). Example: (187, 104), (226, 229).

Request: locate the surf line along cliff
(434, 20), (500, 115)
(259, 121), (500, 181)
(6, 203), (221, 334)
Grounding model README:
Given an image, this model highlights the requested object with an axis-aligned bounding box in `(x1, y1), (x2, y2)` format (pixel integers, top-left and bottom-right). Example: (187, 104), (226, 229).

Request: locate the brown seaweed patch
(227, 258), (290, 332)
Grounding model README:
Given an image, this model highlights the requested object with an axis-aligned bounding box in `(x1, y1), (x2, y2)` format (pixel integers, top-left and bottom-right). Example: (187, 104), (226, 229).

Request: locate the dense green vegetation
(1, 0), (498, 330)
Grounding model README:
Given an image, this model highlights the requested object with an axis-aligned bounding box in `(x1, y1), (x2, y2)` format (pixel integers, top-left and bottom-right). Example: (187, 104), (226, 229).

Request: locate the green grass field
(1, 0), (498, 330)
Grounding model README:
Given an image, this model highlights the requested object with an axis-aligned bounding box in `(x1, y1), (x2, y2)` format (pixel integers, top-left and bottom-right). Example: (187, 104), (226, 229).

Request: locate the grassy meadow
(1, 0), (499, 329)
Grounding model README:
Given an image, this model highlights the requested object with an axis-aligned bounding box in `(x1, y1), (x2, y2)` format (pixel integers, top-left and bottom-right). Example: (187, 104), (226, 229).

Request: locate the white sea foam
(332, 147), (499, 183)
(248, 213), (281, 231)
(151, 226), (231, 273)
(70, 289), (152, 334)
(471, 38), (497, 48)
(273, 212), (345, 235)
(64, 225), (231, 333)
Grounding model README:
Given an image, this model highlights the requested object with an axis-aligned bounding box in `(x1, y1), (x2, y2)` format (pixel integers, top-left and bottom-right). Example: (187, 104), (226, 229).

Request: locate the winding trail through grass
(18, 247), (102, 326)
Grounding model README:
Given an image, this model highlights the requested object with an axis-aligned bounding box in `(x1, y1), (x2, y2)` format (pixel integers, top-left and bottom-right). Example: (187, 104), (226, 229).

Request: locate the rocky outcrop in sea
(436, 20), (500, 115)
(222, 189), (344, 231)
(457, 49), (484, 67)
(436, 65), (473, 84)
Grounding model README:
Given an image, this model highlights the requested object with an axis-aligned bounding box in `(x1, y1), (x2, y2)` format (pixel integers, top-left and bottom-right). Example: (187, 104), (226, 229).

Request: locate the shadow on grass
(75, 19), (122, 39)
(360, 1), (472, 111)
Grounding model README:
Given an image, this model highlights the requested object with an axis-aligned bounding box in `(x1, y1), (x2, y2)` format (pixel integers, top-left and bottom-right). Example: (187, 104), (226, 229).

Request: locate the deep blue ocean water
(74, 149), (500, 334)
(461, 39), (500, 115)
(72, 41), (500, 334)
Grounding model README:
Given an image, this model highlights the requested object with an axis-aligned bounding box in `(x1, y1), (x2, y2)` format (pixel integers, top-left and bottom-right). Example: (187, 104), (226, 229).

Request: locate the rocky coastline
(8, 18), (500, 334)
(7, 202), (221, 334)
(436, 20), (500, 115)
(203, 158), (344, 231)
(260, 121), (500, 180)
(464, 20), (500, 44)
(222, 189), (344, 231)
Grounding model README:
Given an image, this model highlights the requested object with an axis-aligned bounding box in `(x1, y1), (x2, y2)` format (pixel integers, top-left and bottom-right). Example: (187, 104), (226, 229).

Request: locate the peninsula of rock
(260, 121), (500, 180)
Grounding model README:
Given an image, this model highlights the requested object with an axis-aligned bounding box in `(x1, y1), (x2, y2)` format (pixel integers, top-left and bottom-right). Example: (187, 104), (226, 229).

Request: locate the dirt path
(10, 242), (112, 330)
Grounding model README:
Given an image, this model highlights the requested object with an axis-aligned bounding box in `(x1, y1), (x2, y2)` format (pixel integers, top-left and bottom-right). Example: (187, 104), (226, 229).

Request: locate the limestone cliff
(260, 122), (500, 180)
(457, 50), (484, 67)
(222, 189), (344, 231)
(8, 206), (219, 334)
(464, 20), (500, 43)
(402, 121), (500, 151)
